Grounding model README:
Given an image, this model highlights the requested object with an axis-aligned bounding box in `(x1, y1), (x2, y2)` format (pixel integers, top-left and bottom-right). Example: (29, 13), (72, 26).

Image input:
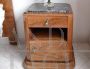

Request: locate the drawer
(27, 15), (46, 27)
(27, 40), (73, 62)
(49, 16), (68, 27)
(27, 15), (68, 28)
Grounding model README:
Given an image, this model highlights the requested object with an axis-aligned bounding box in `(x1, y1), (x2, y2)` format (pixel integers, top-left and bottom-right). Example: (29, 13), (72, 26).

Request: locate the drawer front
(27, 15), (68, 28)
(49, 16), (68, 27)
(27, 40), (73, 62)
(27, 15), (46, 27)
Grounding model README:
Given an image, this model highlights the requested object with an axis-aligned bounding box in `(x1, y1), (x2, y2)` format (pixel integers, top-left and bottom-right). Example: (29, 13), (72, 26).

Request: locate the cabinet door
(0, 0), (17, 45)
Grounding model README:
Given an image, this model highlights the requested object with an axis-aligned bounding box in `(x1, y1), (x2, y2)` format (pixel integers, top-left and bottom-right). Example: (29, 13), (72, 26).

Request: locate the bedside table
(23, 3), (75, 69)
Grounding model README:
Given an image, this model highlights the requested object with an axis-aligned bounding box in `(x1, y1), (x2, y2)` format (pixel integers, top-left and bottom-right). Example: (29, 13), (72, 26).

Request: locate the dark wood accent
(0, 0), (17, 45)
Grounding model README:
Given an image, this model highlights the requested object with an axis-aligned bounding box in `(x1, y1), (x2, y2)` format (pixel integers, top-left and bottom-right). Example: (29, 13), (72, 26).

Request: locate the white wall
(12, 0), (90, 43)
(0, 4), (5, 36)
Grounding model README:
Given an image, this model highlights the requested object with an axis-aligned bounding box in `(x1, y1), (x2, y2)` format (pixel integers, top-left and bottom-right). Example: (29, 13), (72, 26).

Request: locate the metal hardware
(44, 19), (49, 26)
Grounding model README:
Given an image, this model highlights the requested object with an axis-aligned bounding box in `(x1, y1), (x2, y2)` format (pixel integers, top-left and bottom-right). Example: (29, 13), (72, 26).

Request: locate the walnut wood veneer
(24, 3), (75, 69)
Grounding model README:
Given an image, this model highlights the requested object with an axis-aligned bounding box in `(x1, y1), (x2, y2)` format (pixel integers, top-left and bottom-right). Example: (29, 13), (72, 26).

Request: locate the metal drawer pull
(44, 19), (49, 26)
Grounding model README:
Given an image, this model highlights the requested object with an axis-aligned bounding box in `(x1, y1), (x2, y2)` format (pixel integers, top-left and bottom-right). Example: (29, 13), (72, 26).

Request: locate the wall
(12, 0), (90, 43)
(69, 0), (90, 43)
(0, 4), (5, 36)
(89, 0), (90, 44)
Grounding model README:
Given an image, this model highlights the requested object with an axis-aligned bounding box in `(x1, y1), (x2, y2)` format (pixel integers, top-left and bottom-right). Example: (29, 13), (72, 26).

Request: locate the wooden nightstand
(24, 3), (75, 69)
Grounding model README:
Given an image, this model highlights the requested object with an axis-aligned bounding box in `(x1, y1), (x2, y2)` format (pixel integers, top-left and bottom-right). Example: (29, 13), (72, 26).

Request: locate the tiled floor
(0, 38), (90, 69)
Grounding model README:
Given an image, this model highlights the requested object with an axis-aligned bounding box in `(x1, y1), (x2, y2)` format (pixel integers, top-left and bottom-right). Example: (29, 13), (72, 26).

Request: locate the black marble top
(26, 3), (72, 14)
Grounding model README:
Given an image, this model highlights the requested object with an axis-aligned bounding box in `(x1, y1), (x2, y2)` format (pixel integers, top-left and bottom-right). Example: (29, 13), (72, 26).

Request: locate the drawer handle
(44, 19), (49, 26)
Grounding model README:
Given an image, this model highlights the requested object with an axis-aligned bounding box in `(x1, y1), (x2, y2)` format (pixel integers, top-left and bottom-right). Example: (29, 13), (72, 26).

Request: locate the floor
(0, 38), (90, 69)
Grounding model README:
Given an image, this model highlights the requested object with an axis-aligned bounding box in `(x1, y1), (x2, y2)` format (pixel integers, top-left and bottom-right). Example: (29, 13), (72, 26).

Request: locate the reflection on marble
(0, 38), (90, 69)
